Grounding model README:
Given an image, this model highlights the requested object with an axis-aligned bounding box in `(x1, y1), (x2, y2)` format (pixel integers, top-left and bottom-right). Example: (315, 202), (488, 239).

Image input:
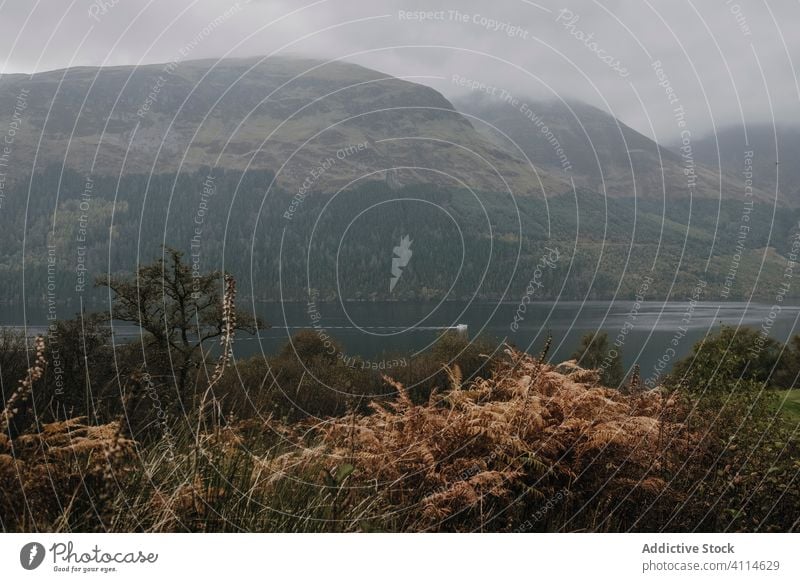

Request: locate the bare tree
(98, 248), (261, 395)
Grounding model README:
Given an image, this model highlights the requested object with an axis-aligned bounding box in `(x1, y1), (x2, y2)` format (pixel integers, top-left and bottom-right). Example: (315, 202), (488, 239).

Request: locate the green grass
(776, 389), (800, 424)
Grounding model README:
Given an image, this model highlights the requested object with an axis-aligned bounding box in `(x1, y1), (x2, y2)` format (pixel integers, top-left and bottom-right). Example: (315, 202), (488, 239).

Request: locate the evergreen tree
(571, 331), (624, 387)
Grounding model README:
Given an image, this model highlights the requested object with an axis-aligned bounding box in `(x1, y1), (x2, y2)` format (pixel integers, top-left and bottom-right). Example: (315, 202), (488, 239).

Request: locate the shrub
(571, 331), (624, 387)
(392, 331), (500, 402)
(664, 328), (800, 531)
(669, 325), (787, 389)
(220, 331), (390, 422)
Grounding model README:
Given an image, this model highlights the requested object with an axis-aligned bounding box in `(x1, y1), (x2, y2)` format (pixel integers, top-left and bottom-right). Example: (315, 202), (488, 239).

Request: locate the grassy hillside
(453, 95), (772, 202)
(777, 390), (800, 423)
(0, 57), (566, 196)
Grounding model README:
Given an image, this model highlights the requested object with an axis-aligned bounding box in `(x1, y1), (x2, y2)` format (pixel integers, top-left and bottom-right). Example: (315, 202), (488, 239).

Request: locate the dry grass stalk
(199, 274), (238, 431)
(1, 335), (46, 435)
(209, 274), (237, 388)
(628, 363), (641, 393)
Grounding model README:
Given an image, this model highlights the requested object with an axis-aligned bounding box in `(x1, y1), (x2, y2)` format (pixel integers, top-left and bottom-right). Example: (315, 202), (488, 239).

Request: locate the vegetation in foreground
(1, 253), (798, 532)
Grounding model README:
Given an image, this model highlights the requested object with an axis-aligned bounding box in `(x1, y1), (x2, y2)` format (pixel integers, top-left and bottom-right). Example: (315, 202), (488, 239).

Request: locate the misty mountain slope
(452, 94), (771, 202)
(0, 57), (567, 196)
(691, 124), (800, 206)
(2, 58), (798, 305)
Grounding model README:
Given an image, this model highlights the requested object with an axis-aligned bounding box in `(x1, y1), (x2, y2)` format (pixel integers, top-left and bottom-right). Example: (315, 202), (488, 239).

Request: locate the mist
(1, 0), (798, 143)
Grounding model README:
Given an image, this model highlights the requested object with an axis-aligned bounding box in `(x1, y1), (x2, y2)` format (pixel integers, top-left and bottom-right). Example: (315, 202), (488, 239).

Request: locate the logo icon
(20, 542), (45, 570)
(389, 235), (413, 292)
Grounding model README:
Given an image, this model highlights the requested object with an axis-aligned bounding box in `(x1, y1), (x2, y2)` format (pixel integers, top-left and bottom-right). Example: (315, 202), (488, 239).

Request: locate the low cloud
(2, 0), (798, 140)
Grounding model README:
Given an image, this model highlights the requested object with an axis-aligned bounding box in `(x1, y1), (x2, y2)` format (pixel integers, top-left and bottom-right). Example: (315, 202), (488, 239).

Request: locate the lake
(3, 300), (799, 380)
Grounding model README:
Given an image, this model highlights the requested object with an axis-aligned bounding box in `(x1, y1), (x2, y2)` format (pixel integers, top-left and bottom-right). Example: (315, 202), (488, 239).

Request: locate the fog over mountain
(0, 56), (567, 195)
(1, 55), (798, 309)
(1, 2), (800, 305)
(453, 93), (781, 203)
(691, 124), (800, 204)
(2, 0), (799, 142)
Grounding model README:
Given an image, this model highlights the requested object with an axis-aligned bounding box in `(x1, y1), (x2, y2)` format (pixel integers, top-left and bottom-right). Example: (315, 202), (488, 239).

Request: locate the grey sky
(1, 0), (798, 141)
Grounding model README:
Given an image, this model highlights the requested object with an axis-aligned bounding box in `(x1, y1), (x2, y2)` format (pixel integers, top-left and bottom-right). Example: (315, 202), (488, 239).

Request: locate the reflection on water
(3, 301), (799, 376)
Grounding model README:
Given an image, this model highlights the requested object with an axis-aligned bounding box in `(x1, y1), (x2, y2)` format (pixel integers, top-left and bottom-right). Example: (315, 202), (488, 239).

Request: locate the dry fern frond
(263, 345), (691, 530)
(444, 364), (463, 392)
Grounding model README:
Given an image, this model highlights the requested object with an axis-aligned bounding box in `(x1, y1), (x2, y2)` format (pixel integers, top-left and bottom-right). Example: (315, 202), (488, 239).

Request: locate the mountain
(1, 58), (799, 307)
(0, 57), (566, 196)
(451, 94), (774, 202)
(691, 124), (800, 205)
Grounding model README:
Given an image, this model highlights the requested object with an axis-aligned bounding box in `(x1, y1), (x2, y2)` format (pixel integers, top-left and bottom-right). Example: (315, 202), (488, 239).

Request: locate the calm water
(3, 300), (800, 378)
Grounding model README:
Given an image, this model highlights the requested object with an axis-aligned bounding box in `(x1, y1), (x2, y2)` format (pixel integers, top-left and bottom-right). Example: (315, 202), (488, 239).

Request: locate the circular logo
(19, 542), (45, 570)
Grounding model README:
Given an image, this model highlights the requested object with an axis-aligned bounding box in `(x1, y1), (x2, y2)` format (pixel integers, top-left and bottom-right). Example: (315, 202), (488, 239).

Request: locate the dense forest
(2, 166), (799, 311)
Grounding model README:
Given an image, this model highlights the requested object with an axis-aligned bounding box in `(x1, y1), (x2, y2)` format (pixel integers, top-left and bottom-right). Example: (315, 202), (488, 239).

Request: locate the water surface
(4, 300), (798, 379)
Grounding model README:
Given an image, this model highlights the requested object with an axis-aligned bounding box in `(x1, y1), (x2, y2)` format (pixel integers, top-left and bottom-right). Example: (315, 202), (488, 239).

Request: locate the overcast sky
(1, 0), (798, 141)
